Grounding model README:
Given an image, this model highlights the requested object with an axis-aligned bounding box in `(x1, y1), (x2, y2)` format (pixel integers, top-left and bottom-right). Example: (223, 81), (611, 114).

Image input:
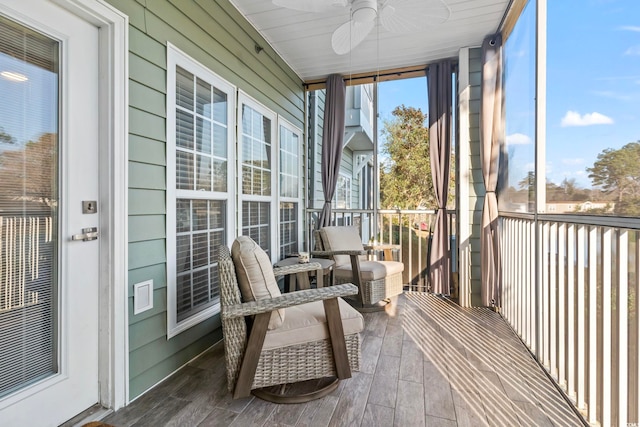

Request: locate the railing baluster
(567, 223), (576, 401)
(542, 221), (550, 368)
(577, 224), (587, 410)
(588, 225), (598, 424)
(550, 222), (558, 379)
(602, 227), (612, 426)
(558, 222), (566, 389)
(618, 229), (628, 427)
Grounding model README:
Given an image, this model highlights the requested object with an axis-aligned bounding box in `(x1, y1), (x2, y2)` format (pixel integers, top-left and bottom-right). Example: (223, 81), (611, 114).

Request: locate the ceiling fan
(272, 0), (451, 55)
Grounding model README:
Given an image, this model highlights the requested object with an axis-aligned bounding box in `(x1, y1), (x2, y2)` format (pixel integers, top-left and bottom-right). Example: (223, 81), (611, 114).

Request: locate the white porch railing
(305, 208), (456, 292)
(500, 213), (640, 426)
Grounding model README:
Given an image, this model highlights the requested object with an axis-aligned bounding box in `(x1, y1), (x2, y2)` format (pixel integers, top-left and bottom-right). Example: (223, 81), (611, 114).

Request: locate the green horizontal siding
(105, 0), (305, 401)
(129, 215), (166, 242)
(129, 161), (165, 190)
(129, 135), (166, 166)
(129, 264), (167, 295)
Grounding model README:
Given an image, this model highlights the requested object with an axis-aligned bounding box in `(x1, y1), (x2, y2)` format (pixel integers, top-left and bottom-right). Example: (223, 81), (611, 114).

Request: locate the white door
(0, 1), (100, 425)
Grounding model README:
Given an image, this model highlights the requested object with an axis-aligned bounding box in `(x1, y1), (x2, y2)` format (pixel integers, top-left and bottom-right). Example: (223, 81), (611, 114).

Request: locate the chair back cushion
(319, 226), (365, 267)
(231, 236), (285, 329)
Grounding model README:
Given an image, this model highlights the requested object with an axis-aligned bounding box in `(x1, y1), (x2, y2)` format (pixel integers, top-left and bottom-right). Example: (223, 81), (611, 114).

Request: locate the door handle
(71, 227), (98, 241)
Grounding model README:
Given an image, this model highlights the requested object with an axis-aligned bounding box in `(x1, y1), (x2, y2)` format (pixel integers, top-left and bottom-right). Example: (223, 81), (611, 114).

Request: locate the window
(238, 92), (277, 258)
(334, 173), (352, 209)
(167, 44), (235, 337)
(278, 119), (302, 259)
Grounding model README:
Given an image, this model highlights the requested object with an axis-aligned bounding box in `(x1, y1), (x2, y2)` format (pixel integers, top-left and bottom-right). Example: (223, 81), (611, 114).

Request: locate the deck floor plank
(102, 293), (585, 427)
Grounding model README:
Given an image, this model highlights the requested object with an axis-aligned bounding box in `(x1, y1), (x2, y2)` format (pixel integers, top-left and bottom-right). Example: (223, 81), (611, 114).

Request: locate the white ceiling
(229, 0), (512, 82)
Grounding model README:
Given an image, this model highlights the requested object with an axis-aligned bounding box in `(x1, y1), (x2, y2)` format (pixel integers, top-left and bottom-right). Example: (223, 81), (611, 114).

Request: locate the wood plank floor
(102, 293), (585, 427)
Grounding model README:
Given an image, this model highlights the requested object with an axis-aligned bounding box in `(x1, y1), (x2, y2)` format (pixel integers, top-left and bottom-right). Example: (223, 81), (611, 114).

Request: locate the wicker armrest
(311, 249), (366, 257)
(222, 283), (358, 319)
(273, 261), (322, 277)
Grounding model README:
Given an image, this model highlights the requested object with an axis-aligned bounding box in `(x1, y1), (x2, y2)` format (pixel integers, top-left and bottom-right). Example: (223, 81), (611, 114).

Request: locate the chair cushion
(262, 297), (364, 350)
(319, 226), (365, 267)
(334, 260), (404, 281)
(231, 236), (284, 330)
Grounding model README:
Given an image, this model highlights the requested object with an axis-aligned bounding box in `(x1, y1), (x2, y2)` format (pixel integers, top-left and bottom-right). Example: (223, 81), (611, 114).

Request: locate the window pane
(213, 124), (227, 158)
(500, 0), (536, 213)
(546, 0), (640, 216)
(196, 117), (211, 154)
(212, 159), (227, 192)
(241, 104), (272, 196)
(279, 125), (299, 198)
(176, 150), (194, 190)
(176, 109), (194, 150)
(176, 199), (191, 232)
(213, 88), (227, 123)
(195, 77), (211, 118)
(242, 201), (270, 255)
(196, 154), (211, 191)
(279, 202), (298, 259)
(176, 66), (193, 110)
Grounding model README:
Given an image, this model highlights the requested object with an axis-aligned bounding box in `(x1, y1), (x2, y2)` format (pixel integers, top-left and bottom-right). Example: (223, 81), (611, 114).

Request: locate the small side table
(363, 243), (401, 261)
(274, 257), (335, 292)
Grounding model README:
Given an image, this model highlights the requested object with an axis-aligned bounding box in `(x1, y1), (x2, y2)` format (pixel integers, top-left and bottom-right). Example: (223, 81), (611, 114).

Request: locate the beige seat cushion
(263, 297), (364, 350)
(231, 236), (284, 330)
(334, 260), (404, 281)
(319, 226), (365, 267)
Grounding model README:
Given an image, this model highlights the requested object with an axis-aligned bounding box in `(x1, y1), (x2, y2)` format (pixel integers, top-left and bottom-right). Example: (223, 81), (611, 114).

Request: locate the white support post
(457, 47), (471, 308)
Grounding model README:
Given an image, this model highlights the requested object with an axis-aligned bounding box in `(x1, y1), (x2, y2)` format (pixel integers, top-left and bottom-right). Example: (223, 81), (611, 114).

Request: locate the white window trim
(166, 43), (236, 339)
(277, 117), (303, 257)
(237, 91), (278, 261)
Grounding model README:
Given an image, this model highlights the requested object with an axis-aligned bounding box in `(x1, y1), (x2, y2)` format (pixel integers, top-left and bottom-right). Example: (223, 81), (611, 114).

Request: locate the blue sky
(507, 0), (640, 189)
(379, 0), (640, 192)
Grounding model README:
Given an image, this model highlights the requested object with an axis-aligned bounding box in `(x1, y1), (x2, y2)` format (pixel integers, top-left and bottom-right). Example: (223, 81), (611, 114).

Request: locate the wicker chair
(313, 226), (404, 309)
(218, 238), (363, 403)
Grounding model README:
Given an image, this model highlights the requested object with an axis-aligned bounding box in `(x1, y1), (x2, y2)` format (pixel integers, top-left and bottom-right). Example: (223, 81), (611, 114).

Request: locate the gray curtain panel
(318, 74), (346, 228)
(480, 34), (503, 307)
(428, 60), (452, 295)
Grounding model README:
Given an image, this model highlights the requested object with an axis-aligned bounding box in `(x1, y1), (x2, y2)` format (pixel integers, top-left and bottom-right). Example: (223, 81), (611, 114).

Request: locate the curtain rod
(304, 59), (458, 91)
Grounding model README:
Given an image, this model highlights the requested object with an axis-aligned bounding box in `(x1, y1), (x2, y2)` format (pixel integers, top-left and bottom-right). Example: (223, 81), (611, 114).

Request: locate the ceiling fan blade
(272, 0), (347, 14)
(379, 0), (451, 33)
(331, 20), (375, 55)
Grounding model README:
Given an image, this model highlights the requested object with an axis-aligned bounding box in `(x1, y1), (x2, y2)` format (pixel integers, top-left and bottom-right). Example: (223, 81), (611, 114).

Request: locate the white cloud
(620, 25), (640, 32)
(625, 45), (640, 56)
(562, 158), (584, 165)
(560, 110), (614, 127)
(506, 133), (532, 145)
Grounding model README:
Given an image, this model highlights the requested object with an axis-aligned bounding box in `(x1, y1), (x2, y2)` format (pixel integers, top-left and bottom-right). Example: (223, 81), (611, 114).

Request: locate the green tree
(379, 105), (454, 209)
(587, 141), (640, 214)
(0, 126), (15, 145)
